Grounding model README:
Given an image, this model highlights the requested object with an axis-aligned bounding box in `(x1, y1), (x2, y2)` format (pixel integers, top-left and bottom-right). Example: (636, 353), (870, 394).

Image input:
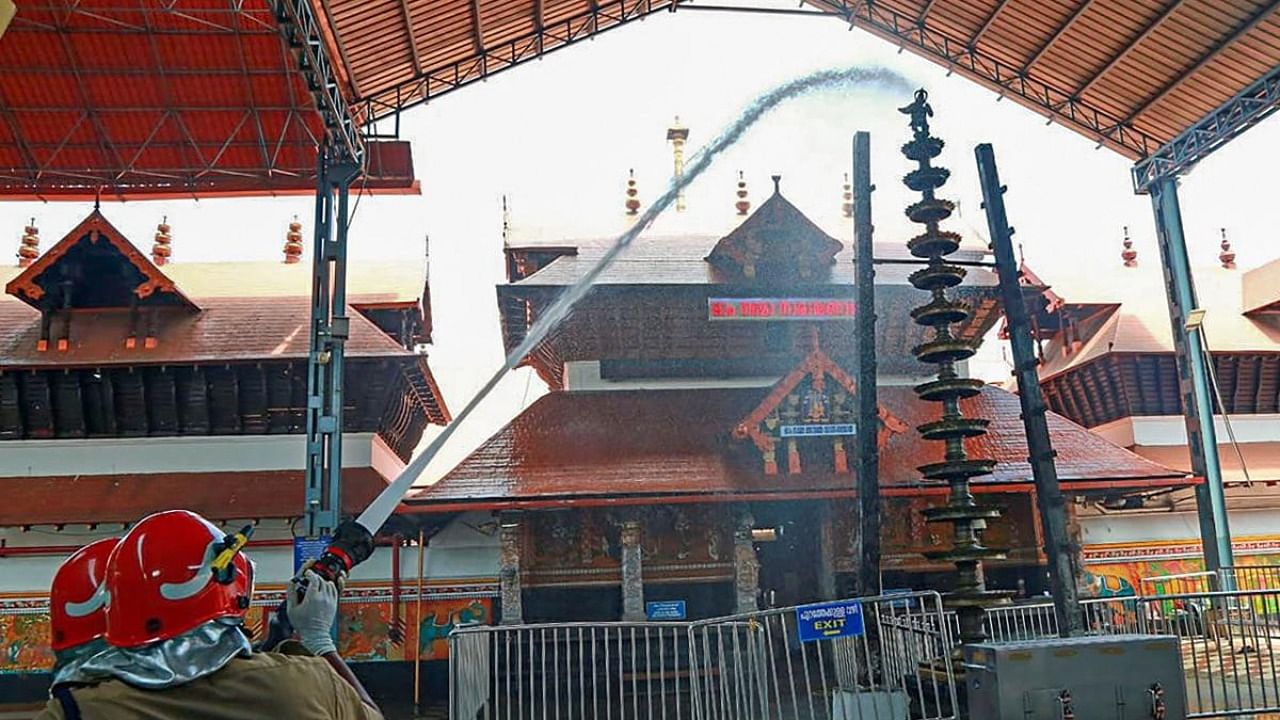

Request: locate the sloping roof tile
(409, 385), (1185, 509)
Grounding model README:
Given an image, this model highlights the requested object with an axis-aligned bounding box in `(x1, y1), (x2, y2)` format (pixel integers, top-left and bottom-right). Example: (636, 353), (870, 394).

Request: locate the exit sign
(708, 298), (856, 321)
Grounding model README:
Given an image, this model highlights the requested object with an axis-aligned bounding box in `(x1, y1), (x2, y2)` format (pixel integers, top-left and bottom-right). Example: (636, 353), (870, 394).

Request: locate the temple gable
(705, 181), (842, 283)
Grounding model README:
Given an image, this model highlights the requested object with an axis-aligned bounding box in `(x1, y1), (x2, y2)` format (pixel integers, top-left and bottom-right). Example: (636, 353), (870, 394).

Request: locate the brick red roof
(0, 295), (411, 368)
(408, 385), (1186, 510)
(0, 467), (391, 526)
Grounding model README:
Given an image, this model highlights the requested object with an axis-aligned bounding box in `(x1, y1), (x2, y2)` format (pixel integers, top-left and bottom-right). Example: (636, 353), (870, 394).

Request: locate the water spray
(262, 66), (912, 648)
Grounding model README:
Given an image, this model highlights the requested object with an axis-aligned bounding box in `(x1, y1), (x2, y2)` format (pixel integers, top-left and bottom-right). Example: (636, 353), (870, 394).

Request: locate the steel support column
(976, 143), (1083, 636)
(1148, 177), (1234, 576)
(852, 131), (881, 597)
(304, 149), (361, 538)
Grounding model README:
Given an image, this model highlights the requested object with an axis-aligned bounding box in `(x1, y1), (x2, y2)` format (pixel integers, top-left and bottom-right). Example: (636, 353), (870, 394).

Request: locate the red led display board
(707, 298), (856, 321)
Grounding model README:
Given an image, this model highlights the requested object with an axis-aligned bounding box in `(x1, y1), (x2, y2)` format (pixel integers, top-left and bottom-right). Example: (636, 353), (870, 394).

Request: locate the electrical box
(964, 635), (1185, 720)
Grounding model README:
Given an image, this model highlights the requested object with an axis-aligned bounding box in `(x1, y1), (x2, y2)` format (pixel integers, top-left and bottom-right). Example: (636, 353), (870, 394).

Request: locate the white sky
(2, 7), (1277, 484)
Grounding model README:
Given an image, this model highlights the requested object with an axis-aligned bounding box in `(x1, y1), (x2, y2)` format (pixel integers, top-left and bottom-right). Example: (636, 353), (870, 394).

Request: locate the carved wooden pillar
(818, 504), (838, 601)
(733, 507), (759, 614)
(1065, 498), (1088, 595)
(499, 514), (523, 625)
(620, 517), (645, 622)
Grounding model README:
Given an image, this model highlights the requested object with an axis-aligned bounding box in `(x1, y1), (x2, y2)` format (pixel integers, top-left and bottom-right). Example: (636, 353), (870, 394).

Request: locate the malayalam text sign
(708, 298), (855, 321)
(795, 600), (865, 643)
(779, 423), (856, 438)
(293, 536), (331, 572)
(646, 601), (687, 621)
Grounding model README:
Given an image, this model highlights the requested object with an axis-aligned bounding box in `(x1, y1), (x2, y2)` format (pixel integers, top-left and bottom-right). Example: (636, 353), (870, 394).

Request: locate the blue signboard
(293, 536), (331, 572)
(646, 601), (687, 621)
(795, 600), (865, 643)
(780, 423), (856, 438)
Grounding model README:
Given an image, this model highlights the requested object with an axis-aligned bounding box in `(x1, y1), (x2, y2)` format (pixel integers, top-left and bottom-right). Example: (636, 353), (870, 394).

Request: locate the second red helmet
(49, 538), (117, 652)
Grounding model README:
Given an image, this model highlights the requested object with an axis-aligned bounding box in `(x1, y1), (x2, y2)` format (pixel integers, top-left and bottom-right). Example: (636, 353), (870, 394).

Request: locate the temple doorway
(752, 502), (824, 609)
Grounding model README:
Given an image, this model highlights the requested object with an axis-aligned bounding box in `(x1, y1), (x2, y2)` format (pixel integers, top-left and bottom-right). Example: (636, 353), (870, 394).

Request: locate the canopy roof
(3, 1), (1280, 197)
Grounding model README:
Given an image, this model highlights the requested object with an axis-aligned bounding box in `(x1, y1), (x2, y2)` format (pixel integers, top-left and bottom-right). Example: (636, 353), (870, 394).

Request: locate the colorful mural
(0, 595), (494, 674)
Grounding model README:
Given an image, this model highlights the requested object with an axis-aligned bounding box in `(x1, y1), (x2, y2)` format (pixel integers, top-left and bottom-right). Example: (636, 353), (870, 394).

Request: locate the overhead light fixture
(1185, 308), (1207, 331)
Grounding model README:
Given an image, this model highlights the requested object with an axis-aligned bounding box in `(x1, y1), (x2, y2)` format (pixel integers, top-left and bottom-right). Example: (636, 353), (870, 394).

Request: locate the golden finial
(152, 216), (172, 266)
(667, 116), (689, 212)
(1120, 226), (1137, 267)
(625, 169), (640, 217)
(1219, 228), (1236, 269)
(283, 216), (304, 263)
(17, 218), (38, 267)
(735, 171), (750, 216)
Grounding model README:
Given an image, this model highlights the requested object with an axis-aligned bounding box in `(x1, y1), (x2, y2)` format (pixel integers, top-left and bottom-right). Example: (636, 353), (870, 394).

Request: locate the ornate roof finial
(841, 173), (853, 218)
(1219, 228), (1236, 269)
(152, 216), (172, 266)
(624, 169), (640, 217)
(734, 171), (750, 216)
(1121, 226), (1137, 267)
(17, 218), (39, 268)
(667, 116), (689, 212)
(771, 175), (781, 195)
(283, 215), (304, 264)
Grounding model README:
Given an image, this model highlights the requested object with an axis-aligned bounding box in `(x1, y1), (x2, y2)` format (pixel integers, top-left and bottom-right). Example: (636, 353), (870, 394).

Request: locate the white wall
(0, 433), (379, 477)
(1092, 415), (1280, 448)
(1081, 508), (1280, 546)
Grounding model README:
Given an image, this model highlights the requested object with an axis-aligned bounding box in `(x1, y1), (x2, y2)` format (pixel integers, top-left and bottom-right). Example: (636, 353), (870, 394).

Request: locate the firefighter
(35, 510), (382, 719)
(48, 538), (118, 693)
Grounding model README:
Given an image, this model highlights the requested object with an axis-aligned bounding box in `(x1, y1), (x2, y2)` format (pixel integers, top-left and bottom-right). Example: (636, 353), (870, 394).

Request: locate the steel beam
(1148, 177), (1234, 577)
(270, 0), (364, 163)
(852, 131), (881, 597)
(1132, 62), (1280, 193)
(800, 1), (1160, 159)
(304, 149), (361, 538)
(976, 143), (1083, 637)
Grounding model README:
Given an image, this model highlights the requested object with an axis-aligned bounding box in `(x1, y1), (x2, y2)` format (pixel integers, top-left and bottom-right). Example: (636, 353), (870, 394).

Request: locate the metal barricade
(687, 591), (958, 720)
(449, 621), (695, 719)
(1141, 571), (1219, 597)
(1220, 565), (1280, 592)
(1136, 588), (1280, 718)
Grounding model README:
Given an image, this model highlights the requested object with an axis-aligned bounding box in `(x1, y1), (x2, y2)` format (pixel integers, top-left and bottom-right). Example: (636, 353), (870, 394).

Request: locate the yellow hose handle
(211, 524), (254, 583)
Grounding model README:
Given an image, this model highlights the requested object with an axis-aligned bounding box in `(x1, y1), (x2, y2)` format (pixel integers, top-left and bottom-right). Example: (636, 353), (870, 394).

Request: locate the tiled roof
(408, 385), (1186, 509)
(0, 467), (390, 526)
(0, 250), (430, 368)
(0, 295), (411, 368)
(512, 235), (997, 288)
(1032, 258), (1280, 379)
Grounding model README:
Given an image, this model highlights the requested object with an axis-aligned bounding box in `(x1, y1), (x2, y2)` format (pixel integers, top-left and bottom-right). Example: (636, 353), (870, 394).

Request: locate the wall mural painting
(0, 597), (494, 674)
(0, 613), (53, 673)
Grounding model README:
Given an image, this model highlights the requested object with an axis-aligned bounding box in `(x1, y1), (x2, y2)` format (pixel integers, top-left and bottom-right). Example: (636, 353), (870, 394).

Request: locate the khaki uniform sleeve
(31, 698), (66, 720)
(318, 660), (384, 720)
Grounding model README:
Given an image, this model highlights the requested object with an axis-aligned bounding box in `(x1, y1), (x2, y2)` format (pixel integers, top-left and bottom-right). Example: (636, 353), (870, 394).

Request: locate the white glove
(288, 569), (339, 656)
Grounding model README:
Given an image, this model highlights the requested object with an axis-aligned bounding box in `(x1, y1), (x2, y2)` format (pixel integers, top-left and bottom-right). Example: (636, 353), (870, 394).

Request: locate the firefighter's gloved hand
(288, 569), (339, 657)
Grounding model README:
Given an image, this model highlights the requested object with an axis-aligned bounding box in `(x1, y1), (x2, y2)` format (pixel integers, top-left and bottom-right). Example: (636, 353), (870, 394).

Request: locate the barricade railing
(688, 590), (958, 720)
(1220, 565), (1280, 592)
(448, 591), (959, 720)
(1135, 588), (1280, 718)
(449, 620), (693, 719)
(1142, 571), (1219, 597)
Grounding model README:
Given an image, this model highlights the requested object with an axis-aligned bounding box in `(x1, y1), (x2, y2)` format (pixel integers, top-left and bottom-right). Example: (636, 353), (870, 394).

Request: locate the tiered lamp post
(900, 89), (1012, 646)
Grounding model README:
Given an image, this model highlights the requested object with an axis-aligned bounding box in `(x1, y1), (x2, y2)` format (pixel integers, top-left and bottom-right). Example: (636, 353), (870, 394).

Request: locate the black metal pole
(853, 131), (881, 597)
(974, 143), (1083, 636)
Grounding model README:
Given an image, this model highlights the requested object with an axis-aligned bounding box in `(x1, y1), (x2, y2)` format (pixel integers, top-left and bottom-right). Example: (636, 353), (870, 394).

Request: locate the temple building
(1019, 230), (1280, 594)
(0, 210), (475, 701)
(401, 177), (1192, 624)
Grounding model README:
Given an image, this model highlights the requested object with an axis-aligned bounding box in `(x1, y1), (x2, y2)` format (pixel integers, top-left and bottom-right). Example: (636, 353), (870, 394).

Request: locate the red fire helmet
(104, 510), (254, 648)
(49, 538), (117, 652)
